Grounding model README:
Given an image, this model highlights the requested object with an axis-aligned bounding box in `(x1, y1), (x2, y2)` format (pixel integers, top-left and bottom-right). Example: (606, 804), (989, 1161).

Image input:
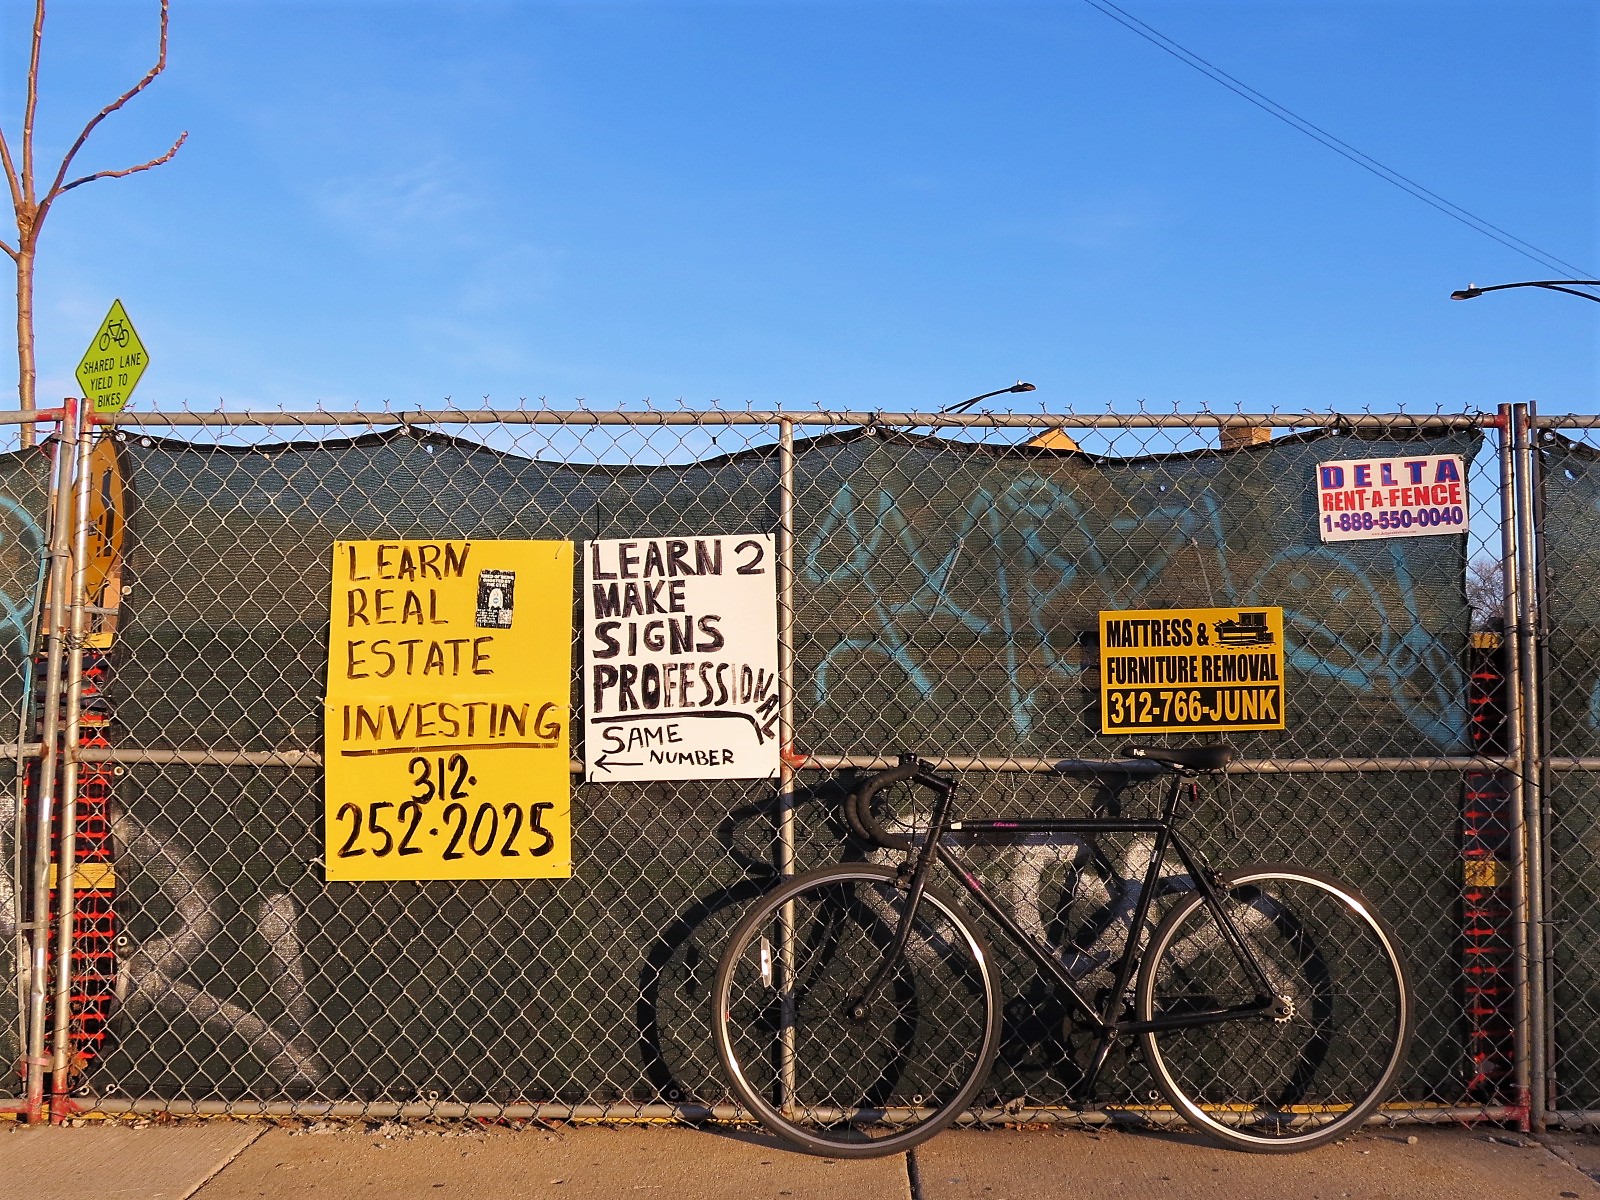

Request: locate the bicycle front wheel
(713, 863), (1001, 1157)
(1135, 865), (1412, 1152)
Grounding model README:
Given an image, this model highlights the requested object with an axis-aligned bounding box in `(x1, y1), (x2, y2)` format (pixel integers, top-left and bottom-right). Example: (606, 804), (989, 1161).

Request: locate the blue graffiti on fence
(0, 495), (45, 651)
(804, 476), (1466, 746)
(808, 477), (1091, 738)
(0, 493), (51, 1030)
(1258, 544), (1465, 744)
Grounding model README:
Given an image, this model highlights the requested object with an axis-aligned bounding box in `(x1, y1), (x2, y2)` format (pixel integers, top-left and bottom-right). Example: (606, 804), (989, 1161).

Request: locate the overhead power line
(1081, 0), (1595, 279)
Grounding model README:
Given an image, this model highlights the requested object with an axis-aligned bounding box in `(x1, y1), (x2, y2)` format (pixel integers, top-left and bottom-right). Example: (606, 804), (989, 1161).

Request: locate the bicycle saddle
(1126, 743), (1234, 772)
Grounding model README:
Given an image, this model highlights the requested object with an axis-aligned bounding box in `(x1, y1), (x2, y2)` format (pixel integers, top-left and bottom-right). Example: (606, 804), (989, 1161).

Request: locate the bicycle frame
(847, 761), (1286, 1093)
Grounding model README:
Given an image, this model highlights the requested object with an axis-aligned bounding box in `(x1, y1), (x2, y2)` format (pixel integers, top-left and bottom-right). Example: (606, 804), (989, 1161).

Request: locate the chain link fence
(0, 401), (1588, 1133)
(0, 410), (67, 1109)
(1535, 414), (1600, 1126)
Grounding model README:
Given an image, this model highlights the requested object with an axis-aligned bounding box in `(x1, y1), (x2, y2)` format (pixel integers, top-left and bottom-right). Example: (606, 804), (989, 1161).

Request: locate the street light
(941, 381), (1037, 413)
(1451, 279), (1600, 304)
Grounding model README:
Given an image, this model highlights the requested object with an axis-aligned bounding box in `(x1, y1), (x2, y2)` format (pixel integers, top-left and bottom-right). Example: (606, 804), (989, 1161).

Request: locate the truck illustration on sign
(1214, 611), (1275, 647)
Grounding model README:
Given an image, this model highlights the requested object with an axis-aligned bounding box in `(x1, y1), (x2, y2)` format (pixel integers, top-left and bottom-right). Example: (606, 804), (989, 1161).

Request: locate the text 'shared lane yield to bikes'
(74, 299), (149, 415)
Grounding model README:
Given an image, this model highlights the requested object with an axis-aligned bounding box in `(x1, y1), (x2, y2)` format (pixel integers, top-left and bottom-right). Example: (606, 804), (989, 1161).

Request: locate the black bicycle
(712, 745), (1412, 1157)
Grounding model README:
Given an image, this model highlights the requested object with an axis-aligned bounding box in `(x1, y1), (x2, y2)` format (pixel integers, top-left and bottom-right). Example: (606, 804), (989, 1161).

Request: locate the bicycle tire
(1135, 864), (1412, 1152)
(713, 863), (1002, 1157)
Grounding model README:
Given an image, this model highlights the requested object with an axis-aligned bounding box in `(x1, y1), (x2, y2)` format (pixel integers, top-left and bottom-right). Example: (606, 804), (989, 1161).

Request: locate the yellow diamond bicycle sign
(75, 300), (149, 414)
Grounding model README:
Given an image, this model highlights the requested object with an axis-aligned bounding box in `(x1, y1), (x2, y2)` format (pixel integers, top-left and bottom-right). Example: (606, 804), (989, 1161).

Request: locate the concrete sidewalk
(1, 1120), (1597, 1200)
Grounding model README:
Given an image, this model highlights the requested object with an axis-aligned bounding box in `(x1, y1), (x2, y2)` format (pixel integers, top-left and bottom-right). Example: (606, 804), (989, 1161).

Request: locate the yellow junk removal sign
(324, 540), (574, 881)
(1099, 606), (1286, 735)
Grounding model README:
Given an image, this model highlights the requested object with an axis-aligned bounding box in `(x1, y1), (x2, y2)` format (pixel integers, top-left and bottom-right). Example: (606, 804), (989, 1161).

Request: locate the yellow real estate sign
(324, 539), (574, 881)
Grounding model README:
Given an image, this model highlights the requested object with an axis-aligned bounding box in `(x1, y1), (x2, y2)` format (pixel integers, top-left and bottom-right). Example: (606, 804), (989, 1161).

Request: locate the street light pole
(1451, 279), (1600, 304)
(941, 381), (1037, 414)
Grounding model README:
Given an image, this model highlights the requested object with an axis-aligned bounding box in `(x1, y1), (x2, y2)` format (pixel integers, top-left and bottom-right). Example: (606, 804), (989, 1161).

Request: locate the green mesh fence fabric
(0, 444), (52, 1100)
(1539, 434), (1600, 1110)
(792, 428), (1475, 760)
(88, 422), (1486, 1109)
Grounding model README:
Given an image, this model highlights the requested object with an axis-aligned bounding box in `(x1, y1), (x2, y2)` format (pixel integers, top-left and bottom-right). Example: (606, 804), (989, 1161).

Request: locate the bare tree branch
(23, 0), (44, 203)
(0, 127), (22, 221)
(1467, 557), (1506, 631)
(58, 131), (188, 196)
(40, 0), (176, 211)
(6, 0), (182, 443)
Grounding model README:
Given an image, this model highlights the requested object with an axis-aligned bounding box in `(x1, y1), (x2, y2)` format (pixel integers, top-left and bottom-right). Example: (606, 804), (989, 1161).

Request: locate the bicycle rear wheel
(1135, 864), (1412, 1151)
(713, 863), (1001, 1157)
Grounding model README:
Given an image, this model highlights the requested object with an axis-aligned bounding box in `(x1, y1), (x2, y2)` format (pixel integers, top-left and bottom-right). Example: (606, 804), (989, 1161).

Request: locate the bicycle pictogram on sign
(97, 319), (131, 352)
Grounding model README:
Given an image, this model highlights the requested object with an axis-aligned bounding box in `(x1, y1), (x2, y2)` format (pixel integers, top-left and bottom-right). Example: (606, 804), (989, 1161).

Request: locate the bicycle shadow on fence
(634, 771), (863, 1108)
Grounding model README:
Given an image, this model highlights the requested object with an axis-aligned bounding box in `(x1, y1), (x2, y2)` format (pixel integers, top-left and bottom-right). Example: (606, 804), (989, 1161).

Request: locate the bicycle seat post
(1157, 768), (1194, 824)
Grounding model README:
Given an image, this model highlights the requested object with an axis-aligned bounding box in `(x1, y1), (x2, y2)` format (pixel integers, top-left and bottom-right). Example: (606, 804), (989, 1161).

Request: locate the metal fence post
(1511, 403), (1550, 1129)
(777, 417), (797, 881)
(776, 418), (798, 1110)
(1527, 404), (1559, 1120)
(47, 414), (98, 1118)
(23, 399), (80, 1122)
(1496, 403), (1535, 1130)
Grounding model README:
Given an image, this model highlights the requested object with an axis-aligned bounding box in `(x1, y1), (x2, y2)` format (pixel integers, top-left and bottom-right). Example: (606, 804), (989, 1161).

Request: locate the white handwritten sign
(583, 534), (779, 782)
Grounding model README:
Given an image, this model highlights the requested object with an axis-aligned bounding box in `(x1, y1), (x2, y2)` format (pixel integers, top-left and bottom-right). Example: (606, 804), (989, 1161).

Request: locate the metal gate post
(777, 417), (797, 881)
(47, 414), (98, 1118)
(1526, 404), (1559, 1121)
(1495, 404), (1534, 1130)
(23, 399), (80, 1122)
(776, 418), (798, 1109)
(1511, 402), (1550, 1129)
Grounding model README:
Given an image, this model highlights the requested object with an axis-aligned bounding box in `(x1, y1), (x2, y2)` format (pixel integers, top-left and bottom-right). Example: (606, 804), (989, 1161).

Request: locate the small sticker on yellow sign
(1463, 858), (1502, 889)
(324, 539), (574, 881)
(1099, 607), (1286, 735)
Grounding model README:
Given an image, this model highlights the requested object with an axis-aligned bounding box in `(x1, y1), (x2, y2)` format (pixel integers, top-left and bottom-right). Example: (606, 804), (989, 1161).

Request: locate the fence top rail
(96, 408), (1495, 431)
(0, 405), (74, 427)
(62, 747), (1517, 774)
(1533, 415), (1600, 430)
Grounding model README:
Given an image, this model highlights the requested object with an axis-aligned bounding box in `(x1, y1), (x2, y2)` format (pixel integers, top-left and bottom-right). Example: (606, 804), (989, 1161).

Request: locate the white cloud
(311, 156), (483, 250)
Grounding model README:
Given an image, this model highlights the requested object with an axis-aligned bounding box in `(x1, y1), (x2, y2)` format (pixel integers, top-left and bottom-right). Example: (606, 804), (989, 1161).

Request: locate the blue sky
(3, 0), (1597, 417)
